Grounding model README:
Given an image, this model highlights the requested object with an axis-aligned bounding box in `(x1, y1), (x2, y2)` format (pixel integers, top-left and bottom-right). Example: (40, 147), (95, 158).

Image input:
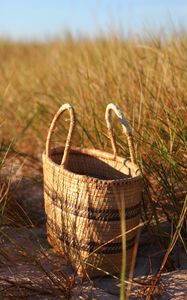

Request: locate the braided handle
(46, 103), (76, 168)
(105, 103), (136, 164)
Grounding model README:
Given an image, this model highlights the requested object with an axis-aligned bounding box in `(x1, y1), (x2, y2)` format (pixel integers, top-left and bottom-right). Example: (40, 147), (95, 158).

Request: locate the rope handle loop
(105, 103), (136, 164)
(46, 103), (76, 167)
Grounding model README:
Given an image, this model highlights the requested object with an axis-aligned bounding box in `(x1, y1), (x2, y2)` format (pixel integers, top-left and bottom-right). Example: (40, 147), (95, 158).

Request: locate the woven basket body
(43, 103), (143, 277)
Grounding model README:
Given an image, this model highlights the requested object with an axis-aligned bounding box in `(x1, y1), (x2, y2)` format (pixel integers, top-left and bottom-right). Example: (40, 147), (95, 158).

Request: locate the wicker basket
(43, 103), (143, 278)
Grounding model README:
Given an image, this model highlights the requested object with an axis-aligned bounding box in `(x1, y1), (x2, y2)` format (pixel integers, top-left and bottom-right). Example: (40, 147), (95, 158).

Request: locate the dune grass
(0, 32), (186, 226)
(0, 31), (186, 298)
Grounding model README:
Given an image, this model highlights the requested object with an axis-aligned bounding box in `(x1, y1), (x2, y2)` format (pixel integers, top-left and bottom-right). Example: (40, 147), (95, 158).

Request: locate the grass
(0, 141), (12, 226)
(146, 195), (187, 299)
(0, 31), (186, 298)
(0, 32), (186, 227)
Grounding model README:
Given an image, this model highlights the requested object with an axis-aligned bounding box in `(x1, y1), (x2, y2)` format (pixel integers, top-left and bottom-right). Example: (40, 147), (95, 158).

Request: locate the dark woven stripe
(44, 184), (140, 222)
(47, 218), (135, 254)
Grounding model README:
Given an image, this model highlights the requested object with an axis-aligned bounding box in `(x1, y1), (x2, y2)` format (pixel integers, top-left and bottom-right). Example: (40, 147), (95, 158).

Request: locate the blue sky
(0, 0), (187, 40)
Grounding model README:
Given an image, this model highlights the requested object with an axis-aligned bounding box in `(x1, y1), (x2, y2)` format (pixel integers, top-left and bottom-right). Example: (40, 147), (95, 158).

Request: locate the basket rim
(43, 146), (142, 185)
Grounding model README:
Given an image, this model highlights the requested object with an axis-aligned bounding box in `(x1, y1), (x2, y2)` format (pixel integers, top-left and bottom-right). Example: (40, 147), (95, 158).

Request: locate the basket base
(46, 225), (135, 279)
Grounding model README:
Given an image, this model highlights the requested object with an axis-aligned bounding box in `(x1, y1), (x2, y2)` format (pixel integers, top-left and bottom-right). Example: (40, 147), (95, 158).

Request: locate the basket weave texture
(43, 103), (143, 277)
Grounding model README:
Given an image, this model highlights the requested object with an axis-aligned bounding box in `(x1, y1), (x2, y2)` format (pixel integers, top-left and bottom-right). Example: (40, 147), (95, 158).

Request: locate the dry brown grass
(0, 33), (186, 226)
(0, 30), (186, 300)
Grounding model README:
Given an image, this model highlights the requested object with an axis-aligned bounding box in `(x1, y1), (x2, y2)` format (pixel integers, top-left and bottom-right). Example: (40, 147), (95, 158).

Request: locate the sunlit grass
(0, 32), (186, 224)
(0, 31), (186, 298)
